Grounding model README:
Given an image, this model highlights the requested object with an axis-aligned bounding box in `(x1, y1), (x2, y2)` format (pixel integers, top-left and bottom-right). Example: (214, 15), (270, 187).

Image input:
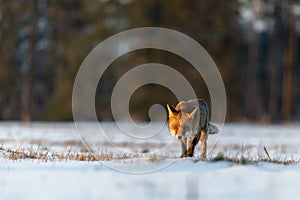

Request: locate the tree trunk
(282, 6), (295, 121)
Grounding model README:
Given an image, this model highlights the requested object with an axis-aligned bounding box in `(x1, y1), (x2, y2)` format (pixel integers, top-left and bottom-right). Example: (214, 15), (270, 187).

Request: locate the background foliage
(0, 0), (300, 123)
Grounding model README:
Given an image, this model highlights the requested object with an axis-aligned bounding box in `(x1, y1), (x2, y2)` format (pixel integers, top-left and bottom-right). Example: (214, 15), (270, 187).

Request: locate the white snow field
(0, 122), (300, 200)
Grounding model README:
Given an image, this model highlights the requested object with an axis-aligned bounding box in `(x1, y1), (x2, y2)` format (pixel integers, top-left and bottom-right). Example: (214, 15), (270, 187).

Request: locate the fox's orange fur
(167, 99), (218, 159)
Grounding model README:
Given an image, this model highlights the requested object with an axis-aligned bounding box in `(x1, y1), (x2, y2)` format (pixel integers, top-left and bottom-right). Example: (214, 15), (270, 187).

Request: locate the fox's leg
(186, 135), (200, 157)
(200, 130), (208, 159)
(180, 138), (188, 157)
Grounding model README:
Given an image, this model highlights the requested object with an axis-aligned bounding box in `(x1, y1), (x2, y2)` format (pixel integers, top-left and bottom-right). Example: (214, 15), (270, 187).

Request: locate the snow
(1, 159), (300, 200)
(0, 122), (300, 200)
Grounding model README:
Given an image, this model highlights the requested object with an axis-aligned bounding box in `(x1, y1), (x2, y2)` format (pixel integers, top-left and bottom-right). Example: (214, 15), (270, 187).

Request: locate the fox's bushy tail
(208, 123), (219, 134)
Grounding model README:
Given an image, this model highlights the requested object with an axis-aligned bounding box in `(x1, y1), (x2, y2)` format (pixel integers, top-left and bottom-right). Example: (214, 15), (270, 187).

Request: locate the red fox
(167, 99), (219, 159)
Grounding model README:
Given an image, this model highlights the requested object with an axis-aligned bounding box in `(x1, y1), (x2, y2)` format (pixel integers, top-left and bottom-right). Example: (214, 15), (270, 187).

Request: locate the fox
(167, 99), (219, 159)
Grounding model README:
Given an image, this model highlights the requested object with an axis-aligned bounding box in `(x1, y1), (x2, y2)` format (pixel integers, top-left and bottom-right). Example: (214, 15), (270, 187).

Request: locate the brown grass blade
(264, 146), (271, 162)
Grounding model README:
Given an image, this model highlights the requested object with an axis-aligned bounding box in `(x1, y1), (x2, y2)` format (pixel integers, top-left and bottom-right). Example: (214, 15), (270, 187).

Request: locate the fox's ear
(167, 104), (179, 116)
(189, 108), (199, 119)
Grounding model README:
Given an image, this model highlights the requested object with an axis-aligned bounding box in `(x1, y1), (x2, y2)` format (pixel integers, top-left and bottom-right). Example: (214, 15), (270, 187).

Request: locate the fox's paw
(180, 153), (188, 158)
(187, 153), (194, 157)
(186, 150), (194, 157)
(180, 153), (194, 158)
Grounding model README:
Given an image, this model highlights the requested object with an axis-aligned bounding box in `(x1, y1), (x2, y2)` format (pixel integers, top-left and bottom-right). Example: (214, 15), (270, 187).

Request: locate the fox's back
(175, 99), (209, 131)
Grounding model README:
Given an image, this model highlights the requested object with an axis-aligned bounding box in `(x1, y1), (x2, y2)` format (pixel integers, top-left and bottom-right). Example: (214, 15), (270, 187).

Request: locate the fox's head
(167, 104), (199, 140)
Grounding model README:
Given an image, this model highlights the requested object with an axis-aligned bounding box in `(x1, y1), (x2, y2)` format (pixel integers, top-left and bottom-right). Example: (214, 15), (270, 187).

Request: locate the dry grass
(0, 145), (113, 162)
(0, 143), (299, 165)
(208, 146), (300, 165)
(209, 152), (299, 165)
(0, 144), (176, 162)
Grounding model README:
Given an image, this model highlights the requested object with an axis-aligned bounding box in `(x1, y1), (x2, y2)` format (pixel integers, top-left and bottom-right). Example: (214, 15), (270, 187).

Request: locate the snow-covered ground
(0, 122), (300, 200)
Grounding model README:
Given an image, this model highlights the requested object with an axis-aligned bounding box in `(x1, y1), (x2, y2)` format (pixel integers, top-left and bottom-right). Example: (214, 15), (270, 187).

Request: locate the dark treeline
(0, 0), (300, 123)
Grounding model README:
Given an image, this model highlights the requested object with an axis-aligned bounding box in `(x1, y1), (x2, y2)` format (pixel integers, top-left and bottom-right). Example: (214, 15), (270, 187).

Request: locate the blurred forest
(0, 0), (300, 123)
